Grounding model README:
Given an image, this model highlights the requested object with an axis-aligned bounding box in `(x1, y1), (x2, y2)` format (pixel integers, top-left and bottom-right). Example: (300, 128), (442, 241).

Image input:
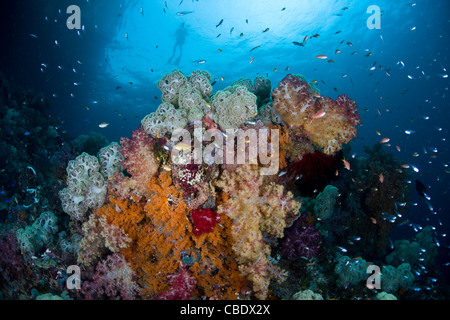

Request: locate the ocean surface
(0, 0), (449, 301)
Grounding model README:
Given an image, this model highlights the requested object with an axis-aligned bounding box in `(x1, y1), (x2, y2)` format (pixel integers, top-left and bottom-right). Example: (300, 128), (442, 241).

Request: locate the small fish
(370, 217), (377, 224)
(337, 246), (348, 253)
(176, 11), (193, 16)
(335, 49), (341, 54)
(216, 33), (221, 38)
(24, 131), (30, 136)
(140, 7), (144, 15)
(249, 56), (254, 64)
(328, 59), (335, 63)
(379, 173), (384, 183)
(211, 80), (217, 86)
(335, 30), (342, 34)
(312, 110), (326, 119)
(285, 66), (290, 71)
(240, 33), (244, 37)
(262, 28), (270, 33)
(174, 143), (191, 152)
(346, 41), (353, 46)
(302, 35), (309, 45)
(85, 105), (90, 111)
(220, 77), (224, 81)
(343, 159), (351, 170)
(315, 54), (328, 59)
(405, 129), (415, 135)
(273, 68), (278, 72)
(380, 137), (390, 143)
(99, 122), (109, 128)
(311, 34), (320, 38)
(216, 19), (223, 28)
(365, 52), (372, 57)
(293, 41), (304, 46)
(217, 49), (222, 52)
(245, 19), (248, 24)
(29, 34), (38, 39)
(281, 7), (286, 11)
(230, 27), (234, 35)
(162, 164), (172, 171)
(401, 164), (410, 169)
(193, 59), (206, 64)
(396, 145), (401, 152)
(278, 171), (287, 177)
(250, 45), (261, 52)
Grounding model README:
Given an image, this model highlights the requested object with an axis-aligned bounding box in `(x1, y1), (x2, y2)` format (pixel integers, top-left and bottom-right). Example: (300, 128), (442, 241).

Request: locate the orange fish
(370, 217), (377, 224)
(312, 110), (326, 119)
(401, 164), (410, 169)
(379, 173), (384, 183)
(315, 54), (328, 59)
(396, 145), (401, 152)
(335, 169), (339, 176)
(343, 159), (351, 170)
(380, 137), (390, 144)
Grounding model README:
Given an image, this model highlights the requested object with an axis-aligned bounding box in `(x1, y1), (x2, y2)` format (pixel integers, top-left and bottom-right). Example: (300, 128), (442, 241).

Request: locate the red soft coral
(191, 208), (220, 236)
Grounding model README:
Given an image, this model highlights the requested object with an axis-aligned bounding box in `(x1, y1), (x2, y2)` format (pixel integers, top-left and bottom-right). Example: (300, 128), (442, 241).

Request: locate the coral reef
(232, 76), (272, 107)
(292, 289), (323, 300)
(380, 263), (415, 293)
(3, 69), (443, 301)
(143, 69), (213, 138)
(58, 153), (107, 220)
(313, 185), (340, 220)
(81, 253), (141, 300)
(281, 214), (322, 260)
(98, 142), (124, 180)
(108, 128), (159, 200)
(211, 85), (258, 130)
(272, 74), (361, 154)
(214, 164), (301, 299)
(16, 211), (58, 258)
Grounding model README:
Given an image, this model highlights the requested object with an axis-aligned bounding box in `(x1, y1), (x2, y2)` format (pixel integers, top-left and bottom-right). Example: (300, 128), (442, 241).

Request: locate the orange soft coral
(97, 171), (246, 299)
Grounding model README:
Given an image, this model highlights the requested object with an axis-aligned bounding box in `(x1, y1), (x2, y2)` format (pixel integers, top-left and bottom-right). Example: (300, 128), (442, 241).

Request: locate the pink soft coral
(82, 253), (141, 300)
(272, 74), (361, 154)
(158, 265), (197, 300)
(109, 128), (159, 199)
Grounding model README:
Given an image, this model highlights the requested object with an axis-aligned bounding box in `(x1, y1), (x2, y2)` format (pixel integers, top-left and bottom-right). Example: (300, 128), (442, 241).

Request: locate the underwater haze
(0, 0), (450, 301)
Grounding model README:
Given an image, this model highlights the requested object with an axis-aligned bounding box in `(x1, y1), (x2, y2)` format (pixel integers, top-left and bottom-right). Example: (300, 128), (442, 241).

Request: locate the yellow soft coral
(214, 164), (301, 299)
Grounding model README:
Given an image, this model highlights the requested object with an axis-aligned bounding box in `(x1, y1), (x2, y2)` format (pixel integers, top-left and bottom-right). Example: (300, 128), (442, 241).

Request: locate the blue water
(1, 0), (449, 299)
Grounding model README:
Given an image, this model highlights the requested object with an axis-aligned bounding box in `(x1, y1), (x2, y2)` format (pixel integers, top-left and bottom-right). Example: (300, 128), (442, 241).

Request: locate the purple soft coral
(82, 253), (140, 300)
(281, 215), (322, 260)
(158, 266), (197, 300)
